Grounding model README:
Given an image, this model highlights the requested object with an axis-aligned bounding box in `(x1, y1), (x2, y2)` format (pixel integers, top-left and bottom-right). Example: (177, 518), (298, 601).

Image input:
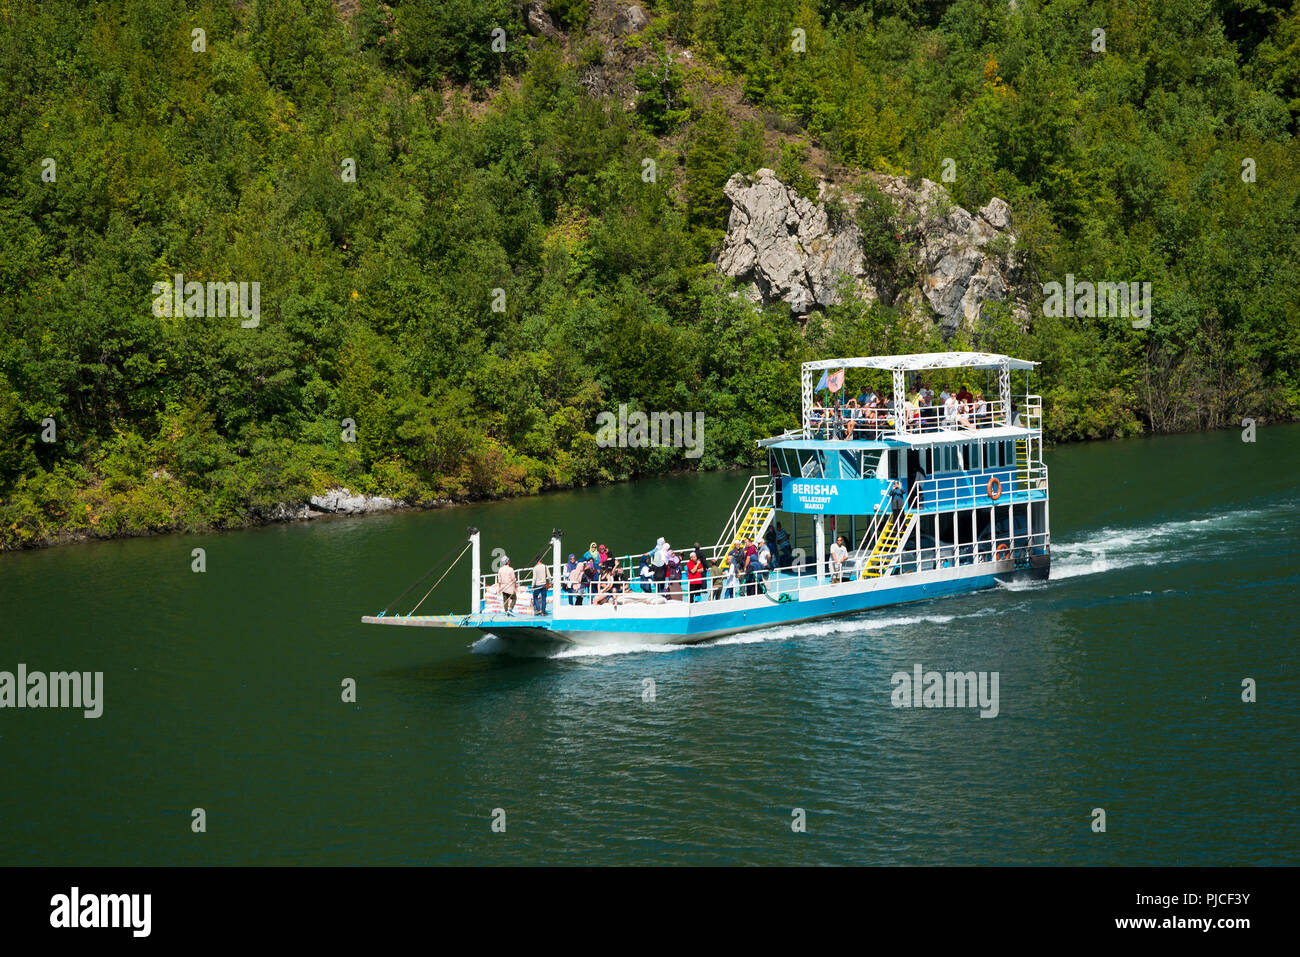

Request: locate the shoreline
(0, 467), (725, 555)
(2, 421), (1289, 555)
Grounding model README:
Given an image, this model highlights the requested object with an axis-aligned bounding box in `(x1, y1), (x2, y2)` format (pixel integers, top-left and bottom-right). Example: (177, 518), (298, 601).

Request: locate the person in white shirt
(498, 557), (517, 614)
(830, 535), (849, 583)
(722, 560), (739, 599)
(943, 392), (959, 427)
(756, 542), (772, 591)
(531, 557), (549, 615)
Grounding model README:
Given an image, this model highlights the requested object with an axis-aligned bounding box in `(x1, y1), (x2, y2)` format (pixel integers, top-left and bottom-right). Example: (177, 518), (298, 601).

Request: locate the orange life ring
(987, 476), (1002, 501)
(995, 543), (1010, 561)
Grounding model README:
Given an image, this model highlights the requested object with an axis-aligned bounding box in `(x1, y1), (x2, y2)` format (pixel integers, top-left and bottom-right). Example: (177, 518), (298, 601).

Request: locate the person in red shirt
(686, 553), (705, 602)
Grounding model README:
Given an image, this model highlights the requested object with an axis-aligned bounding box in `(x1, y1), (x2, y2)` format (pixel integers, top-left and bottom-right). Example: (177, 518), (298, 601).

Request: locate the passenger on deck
(498, 556), (517, 614)
(830, 535), (848, 583)
(592, 566), (616, 606)
(957, 398), (976, 430)
(973, 392), (987, 427)
(596, 565), (623, 605)
(638, 554), (655, 592)
(721, 558), (739, 599)
(569, 559), (586, 605)
(691, 541), (711, 589)
(666, 548), (683, 600)
(916, 393), (934, 432)
(903, 396), (919, 430)
(743, 537), (760, 595)
(773, 522), (792, 568)
(756, 540), (772, 591)
(687, 552), (705, 602)
(728, 540), (745, 571)
(564, 554), (578, 604)
(890, 481), (905, 523)
(582, 558), (598, 600)
(532, 556), (549, 615)
(650, 537), (668, 593)
(943, 392), (959, 428)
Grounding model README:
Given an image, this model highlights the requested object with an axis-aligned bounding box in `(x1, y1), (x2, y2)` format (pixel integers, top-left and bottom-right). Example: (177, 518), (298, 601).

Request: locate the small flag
(815, 369), (829, 392)
(827, 368), (845, 393)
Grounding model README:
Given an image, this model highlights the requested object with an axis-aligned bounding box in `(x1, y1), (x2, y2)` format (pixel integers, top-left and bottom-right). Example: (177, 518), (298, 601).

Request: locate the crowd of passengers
(811, 382), (1012, 438)
(492, 524), (807, 613)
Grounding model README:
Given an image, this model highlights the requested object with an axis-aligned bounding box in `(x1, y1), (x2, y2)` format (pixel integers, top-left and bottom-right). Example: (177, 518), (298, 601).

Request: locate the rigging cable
(407, 541), (473, 616)
(381, 539), (470, 616)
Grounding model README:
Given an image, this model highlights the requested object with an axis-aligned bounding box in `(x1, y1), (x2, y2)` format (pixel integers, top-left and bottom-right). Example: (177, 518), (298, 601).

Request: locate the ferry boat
(361, 352), (1050, 646)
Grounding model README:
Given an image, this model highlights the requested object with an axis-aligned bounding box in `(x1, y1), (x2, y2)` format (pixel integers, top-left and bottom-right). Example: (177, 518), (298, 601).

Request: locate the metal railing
(526, 529), (1053, 614)
(713, 475), (775, 553)
(794, 394), (1042, 443)
(855, 483), (900, 554)
(857, 480), (922, 578)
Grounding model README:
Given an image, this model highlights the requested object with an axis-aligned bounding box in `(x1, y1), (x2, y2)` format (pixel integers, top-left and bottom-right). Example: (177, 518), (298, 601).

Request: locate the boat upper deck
(761, 351), (1041, 448)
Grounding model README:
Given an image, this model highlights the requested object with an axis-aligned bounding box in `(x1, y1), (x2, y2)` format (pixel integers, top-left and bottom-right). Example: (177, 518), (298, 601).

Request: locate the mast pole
(469, 527), (481, 614)
(551, 529), (563, 619)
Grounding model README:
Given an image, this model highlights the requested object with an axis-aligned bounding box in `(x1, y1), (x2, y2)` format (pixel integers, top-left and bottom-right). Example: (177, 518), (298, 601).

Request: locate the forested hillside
(2, 0), (1298, 549)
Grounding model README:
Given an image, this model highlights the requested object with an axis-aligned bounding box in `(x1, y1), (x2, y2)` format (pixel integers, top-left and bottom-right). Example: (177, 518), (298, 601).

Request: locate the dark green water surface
(1, 425), (1296, 865)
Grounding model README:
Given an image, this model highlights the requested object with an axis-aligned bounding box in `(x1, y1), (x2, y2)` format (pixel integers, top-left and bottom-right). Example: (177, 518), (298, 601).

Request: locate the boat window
(839, 450), (863, 478)
(935, 445), (958, 474)
(861, 449), (883, 477)
(796, 449), (823, 478)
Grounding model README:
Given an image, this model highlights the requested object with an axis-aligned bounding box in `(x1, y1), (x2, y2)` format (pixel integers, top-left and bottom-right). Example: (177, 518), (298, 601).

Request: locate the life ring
(995, 543), (1010, 561)
(987, 476), (1002, 501)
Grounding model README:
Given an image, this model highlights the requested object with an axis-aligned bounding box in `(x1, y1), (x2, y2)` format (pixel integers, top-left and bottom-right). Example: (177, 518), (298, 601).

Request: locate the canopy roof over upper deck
(802, 351), (1037, 373)
(796, 351), (1039, 441)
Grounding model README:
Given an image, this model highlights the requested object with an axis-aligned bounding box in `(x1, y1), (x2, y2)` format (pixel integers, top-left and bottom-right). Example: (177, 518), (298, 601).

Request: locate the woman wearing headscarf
(564, 553), (579, 605)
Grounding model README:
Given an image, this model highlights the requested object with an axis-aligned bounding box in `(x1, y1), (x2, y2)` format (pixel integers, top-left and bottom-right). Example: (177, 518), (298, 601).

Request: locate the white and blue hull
(442, 553), (1049, 647)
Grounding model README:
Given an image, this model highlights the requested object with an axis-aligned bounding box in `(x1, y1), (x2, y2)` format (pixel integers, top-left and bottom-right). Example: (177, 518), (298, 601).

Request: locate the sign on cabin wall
(780, 477), (890, 514)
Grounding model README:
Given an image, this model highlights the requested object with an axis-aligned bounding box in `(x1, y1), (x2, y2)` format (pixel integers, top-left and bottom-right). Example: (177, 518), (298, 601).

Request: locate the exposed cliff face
(717, 168), (1028, 331)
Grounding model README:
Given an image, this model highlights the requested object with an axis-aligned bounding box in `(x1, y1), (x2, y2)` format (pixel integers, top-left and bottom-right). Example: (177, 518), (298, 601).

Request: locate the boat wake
(1050, 504), (1277, 581)
(471, 606), (1002, 659)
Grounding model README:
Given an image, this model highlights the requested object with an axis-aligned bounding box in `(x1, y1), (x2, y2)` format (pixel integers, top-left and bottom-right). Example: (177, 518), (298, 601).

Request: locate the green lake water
(1, 425), (1296, 865)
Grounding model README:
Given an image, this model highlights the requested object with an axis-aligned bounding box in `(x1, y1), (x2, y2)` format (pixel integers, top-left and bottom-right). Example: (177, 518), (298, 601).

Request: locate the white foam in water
(577, 607), (996, 657)
(996, 577), (1048, 592)
(1049, 504), (1274, 581)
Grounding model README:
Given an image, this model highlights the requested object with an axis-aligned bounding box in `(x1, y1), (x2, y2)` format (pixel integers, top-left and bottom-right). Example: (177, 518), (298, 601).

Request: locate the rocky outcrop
(308, 488), (403, 515)
(524, 1), (560, 40)
(259, 502), (315, 522)
(717, 168), (1027, 331)
(718, 170), (875, 312)
(614, 5), (649, 35)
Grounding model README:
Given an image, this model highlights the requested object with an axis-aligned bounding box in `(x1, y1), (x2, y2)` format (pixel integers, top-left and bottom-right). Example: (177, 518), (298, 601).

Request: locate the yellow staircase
(862, 509), (915, 578)
(727, 504), (774, 552)
(714, 476), (776, 554)
(1015, 397), (1042, 488)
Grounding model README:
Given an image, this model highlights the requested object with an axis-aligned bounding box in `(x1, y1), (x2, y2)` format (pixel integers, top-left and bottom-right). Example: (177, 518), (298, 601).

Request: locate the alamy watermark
(151, 273), (261, 327)
(50, 887), (150, 937)
(891, 664), (999, 718)
(595, 404), (704, 459)
(1042, 273), (1151, 328)
(0, 664), (102, 718)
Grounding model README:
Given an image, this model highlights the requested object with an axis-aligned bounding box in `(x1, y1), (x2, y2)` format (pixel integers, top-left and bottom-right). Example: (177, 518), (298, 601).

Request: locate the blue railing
(912, 466), (1040, 512)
